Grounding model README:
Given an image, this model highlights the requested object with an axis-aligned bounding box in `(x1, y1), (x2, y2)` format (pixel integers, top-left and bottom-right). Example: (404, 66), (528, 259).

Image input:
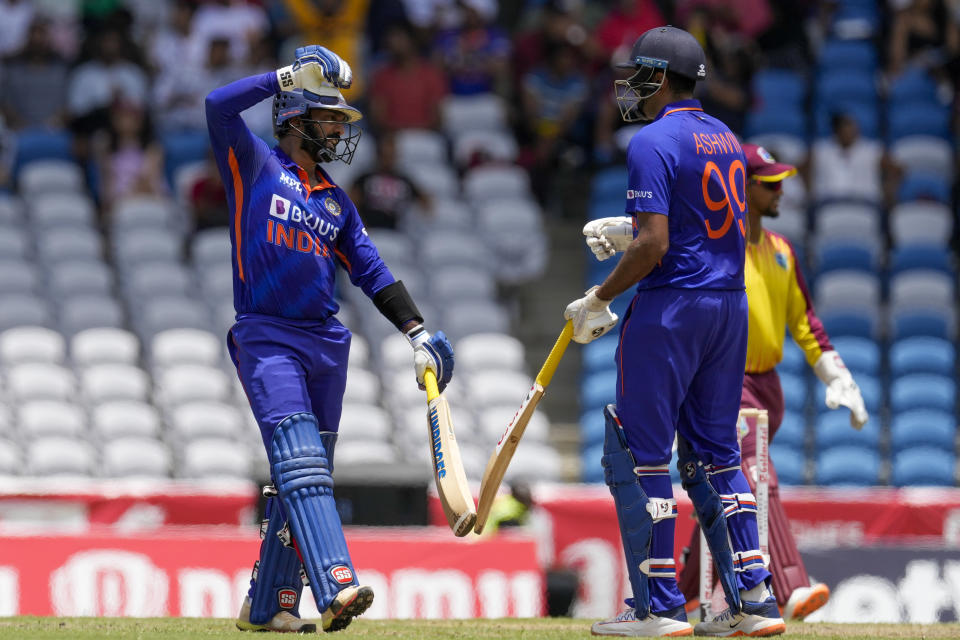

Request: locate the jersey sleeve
(333, 192), (396, 298)
(625, 130), (675, 216)
(784, 239), (834, 366)
(204, 72), (277, 181)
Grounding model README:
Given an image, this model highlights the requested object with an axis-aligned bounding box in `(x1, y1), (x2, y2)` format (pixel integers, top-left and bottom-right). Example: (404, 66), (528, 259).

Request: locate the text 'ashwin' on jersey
(205, 72), (394, 321)
(624, 99), (747, 291)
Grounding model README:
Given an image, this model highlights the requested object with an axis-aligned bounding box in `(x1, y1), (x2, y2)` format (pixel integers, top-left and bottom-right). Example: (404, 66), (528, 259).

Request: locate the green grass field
(1, 618), (959, 639)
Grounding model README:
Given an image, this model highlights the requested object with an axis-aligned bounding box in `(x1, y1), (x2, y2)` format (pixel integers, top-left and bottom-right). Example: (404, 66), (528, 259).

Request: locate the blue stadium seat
(814, 411), (881, 450)
(580, 410), (605, 449)
(830, 336), (880, 376)
(770, 443), (806, 485)
(815, 374), (881, 414)
(891, 309), (955, 341)
(897, 172), (951, 203)
(890, 337), (955, 376)
(815, 446), (880, 485)
(890, 374), (956, 413)
(583, 336), (618, 374)
(888, 70), (939, 104)
(752, 70), (807, 108)
(818, 40), (878, 72)
(581, 369), (617, 412)
(889, 245), (954, 276)
(776, 410), (807, 450)
(888, 103), (951, 141)
(815, 240), (878, 275)
(779, 339), (806, 375)
(891, 447), (956, 486)
(890, 409), (956, 451)
(162, 130), (210, 187)
(745, 109), (807, 139)
(581, 443), (603, 483)
(820, 309), (877, 340)
(779, 372), (808, 412)
(591, 167), (628, 201)
(13, 129), (72, 176)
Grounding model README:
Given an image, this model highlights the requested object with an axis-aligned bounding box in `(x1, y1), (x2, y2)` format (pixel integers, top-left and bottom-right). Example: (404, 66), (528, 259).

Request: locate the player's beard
(300, 122), (339, 163)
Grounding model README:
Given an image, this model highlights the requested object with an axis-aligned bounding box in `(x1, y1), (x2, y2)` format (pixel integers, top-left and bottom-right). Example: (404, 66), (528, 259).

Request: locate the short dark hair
(666, 70), (697, 97)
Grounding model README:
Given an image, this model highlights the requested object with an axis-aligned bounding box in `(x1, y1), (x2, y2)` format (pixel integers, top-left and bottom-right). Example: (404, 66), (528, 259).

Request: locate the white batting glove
(564, 286), (618, 344)
(276, 45), (353, 95)
(583, 216), (633, 261)
(814, 350), (869, 429)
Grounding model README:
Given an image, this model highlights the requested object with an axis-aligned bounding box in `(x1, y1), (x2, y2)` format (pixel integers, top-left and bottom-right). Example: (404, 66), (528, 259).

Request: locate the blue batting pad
(271, 413), (358, 612)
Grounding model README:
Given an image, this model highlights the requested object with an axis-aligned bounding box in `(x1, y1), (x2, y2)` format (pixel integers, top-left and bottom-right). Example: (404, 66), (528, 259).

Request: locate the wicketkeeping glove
(583, 216), (633, 261)
(564, 286), (619, 344)
(406, 325), (455, 392)
(276, 45), (353, 97)
(814, 350), (869, 429)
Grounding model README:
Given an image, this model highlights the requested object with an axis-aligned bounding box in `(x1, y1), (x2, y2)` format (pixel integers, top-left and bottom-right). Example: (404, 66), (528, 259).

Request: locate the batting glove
(814, 350), (869, 429)
(406, 325), (455, 392)
(564, 286), (618, 344)
(583, 216), (634, 261)
(276, 45), (353, 96)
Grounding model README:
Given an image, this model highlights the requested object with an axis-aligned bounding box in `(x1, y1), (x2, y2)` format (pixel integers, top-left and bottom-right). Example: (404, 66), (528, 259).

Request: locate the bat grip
(535, 320), (573, 388)
(424, 369), (440, 402)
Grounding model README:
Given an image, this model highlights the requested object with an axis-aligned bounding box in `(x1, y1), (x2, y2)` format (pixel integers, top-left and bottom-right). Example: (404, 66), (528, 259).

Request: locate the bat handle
(424, 369), (440, 402)
(535, 320), (574, 388)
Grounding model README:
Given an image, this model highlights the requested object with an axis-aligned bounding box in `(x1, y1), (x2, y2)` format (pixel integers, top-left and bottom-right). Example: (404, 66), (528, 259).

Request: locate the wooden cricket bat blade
(474, 383), (544, 534)
(427, 390), (476, 537)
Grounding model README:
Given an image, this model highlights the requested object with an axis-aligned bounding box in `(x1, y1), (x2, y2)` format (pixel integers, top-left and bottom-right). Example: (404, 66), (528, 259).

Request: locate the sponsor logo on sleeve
(626, 190), (653, 199)
(279, 171), (303, 194)
(270, 194), (291, 220)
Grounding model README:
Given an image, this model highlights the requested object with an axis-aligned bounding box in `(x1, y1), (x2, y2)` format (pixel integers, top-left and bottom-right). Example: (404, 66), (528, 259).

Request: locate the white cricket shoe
(693, 598), (785, 637)
(783, 583), (829, 620)
(236, 596), (318, 633)
(321, 585), (374, 632)
(592, 608), (693, 637)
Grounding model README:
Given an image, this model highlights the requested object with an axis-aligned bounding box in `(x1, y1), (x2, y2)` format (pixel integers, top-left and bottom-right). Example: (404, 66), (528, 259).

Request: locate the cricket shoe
(783, 583), (829, 620)
(321, 585), (374, 633)
(592, 607), (693, 637)
(235, 597), (318, 633)
(693, 597), (785, 637)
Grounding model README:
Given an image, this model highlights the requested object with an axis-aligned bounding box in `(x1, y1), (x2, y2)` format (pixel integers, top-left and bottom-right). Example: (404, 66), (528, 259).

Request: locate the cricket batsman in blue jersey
(565, 27), (785, 637)
(205, 46), (454, 633)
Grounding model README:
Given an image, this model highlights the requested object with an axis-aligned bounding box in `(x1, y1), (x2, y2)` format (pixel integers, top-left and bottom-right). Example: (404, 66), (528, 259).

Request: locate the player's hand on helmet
(406, 325), (454, 392)
(276, 45), (353, 95)
(564, 286), (618, 344)
(814, 350), (869, 429)
(583, 216), (633, 261)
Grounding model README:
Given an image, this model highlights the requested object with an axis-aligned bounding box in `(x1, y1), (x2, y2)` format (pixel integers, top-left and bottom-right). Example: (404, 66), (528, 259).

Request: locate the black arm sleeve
(372, 280), (424, 330)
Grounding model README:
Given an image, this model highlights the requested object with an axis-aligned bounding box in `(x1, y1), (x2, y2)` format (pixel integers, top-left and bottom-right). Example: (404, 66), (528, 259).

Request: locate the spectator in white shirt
(0, 0), (35, 57)
(809, 113), (898, 205)
(68, 27), (149, 135)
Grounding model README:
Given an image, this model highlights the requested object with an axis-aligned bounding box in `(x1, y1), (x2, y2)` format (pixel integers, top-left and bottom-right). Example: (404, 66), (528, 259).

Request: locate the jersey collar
(654, 99), (703, 122)
(272, 146), (336, 196)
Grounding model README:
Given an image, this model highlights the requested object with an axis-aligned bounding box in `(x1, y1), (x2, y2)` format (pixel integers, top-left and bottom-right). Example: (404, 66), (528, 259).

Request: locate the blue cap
(616, 26), (707, 82)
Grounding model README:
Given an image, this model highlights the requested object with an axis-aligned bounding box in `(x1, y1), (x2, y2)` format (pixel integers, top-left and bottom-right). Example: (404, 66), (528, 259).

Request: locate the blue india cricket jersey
(624, 98), (747, 291)
(205, 72), (395, 321)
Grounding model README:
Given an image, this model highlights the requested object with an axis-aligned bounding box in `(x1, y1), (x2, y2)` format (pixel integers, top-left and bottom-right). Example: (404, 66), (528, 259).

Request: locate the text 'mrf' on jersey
(624, 98), (747, 291)
(205, 72), (394, 321)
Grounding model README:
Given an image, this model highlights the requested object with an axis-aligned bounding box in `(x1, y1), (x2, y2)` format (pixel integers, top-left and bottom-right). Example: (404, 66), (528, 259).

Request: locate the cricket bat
(424, 369), (476, 537)
(474, 320), (573, 534)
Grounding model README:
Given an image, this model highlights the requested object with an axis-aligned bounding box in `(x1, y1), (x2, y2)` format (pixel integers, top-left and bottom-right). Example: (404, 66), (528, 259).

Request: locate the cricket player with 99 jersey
(205, 46), (455, 633)
(565, 27), (785, 637)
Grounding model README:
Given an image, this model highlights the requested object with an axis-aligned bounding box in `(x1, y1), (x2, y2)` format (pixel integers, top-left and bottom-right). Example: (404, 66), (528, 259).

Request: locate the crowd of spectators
(0, 0), (957, 222)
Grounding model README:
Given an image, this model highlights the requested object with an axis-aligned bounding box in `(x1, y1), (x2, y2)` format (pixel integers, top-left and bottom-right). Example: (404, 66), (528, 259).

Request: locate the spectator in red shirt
(594, 0), (665, 59)
(368, 23), (448, 132)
